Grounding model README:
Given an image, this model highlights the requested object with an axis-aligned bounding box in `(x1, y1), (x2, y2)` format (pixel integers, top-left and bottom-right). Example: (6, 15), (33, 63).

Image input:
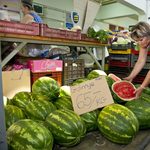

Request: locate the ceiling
(94, 0), (116, 6)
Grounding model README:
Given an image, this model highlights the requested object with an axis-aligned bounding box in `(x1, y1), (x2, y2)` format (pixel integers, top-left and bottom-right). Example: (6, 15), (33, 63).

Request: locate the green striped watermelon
(139, 93), (150, 103)
(87, 70), (107, 79)
(45, 109), (86, 147)
(53, 96), (73, 110)
(112, 81), (136, 103)
(7, 119), (54, 150)
(32, 77), (60, 101)
(25, 100), (56, 124)
(60, 86), (71, 97)
(4, 105), (25, 130)
(73, 78), (89, 86)
(97, 104), (139, 144)
(125, 100), (150, 130)
(12, 91), (35, 111)
(105, 76), (115, 89)
(3, 96), (13, 106)
(134, 84), (150, 95)
(80, 109), (100, 132)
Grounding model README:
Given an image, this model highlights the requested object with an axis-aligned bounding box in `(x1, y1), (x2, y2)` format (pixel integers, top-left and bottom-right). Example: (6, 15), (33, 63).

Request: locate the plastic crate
(131, 48), (150, 55)
(110, 42), (135, 50)
(31, 71), (62, 87)
(62, 59), (85, 80)
(62, 78), (78, 86)
(109, 49), (132, 54)
(109, 53), (131, 61)
(131, 61), (150, 70)
(81, 34), (108, 44)
(109, 66), (131, 74)
(0, 20), (39, 35)
(131, 53), (150, 62)
(109, 60), (131, 67)
(39, 24), (81, 40)
(133, 76), (145, 84)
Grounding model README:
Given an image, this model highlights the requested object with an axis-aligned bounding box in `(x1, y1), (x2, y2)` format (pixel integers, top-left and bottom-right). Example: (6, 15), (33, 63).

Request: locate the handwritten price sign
(70, 76), (114, 115)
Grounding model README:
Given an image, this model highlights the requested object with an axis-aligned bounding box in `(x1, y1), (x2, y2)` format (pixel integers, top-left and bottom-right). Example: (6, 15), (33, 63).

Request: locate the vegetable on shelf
(87, 28), (109, 43)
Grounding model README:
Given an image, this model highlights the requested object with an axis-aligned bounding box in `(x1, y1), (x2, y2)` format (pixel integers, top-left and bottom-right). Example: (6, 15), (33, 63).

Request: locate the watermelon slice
(112, 81), (136, 103)
(108, 73), (121, 82)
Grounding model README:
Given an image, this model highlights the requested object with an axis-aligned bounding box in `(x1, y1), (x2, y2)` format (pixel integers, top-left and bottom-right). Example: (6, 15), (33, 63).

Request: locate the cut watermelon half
(108, 73), (121, 82)
(112, 80), (136, 103)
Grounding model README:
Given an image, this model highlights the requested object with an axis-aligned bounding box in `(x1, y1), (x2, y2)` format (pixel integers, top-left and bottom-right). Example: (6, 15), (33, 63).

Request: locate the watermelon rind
(53, 96), (73, 111)
(12, 91), (35, 111)
(87, 70), (107, 79)
(44, 109), (86, 147)
(25, 99), (56, 124)
(3, 96), (13, 106)
(108, 73), (121, 82)
(60, 86), (71, 97)
(80, 109), (100, 132)
(112, 80), (136, 103)
(97, 104), (139, 144)
(32, 77), (60, 101)
(7, 119), (54, 150)
(5, 105), (25, 130)
(125, 100), (150, 130)
(73, 78), (89, 86)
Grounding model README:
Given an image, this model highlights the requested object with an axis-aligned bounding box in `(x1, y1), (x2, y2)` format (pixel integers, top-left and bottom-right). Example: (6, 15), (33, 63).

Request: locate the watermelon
(80, 109), (100, 132)
(108, 73), (121, 82)
(105, 76), (115, 89)
(139, 92), (150, 103)
(134, 84), (150, 95)
(87, 70), (107, 79)
(32, 77), (60, 101)
(97, 104), (139, 144)
(7, 119), (54, 150)
(44, 109), (86, 147)
(25, 100), (56, 124)
(125, 100), (150, 130)
(73, 78), (89, 86)
(53, 96), (73, 110)
(4, 105), (25, 130)
(12, 91), (35, 111)
(60, 86), (71, 97)
(112, 81), (136, 103)
(3, 96), (13, 105)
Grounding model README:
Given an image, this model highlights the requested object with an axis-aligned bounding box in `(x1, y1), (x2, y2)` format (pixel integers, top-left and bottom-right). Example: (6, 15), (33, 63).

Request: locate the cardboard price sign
(70, 76), (114, 115)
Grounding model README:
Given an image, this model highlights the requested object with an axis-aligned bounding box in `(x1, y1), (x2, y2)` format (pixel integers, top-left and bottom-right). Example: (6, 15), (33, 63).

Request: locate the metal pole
(85, 46), (103, 70)
(0, 38), (8, 150)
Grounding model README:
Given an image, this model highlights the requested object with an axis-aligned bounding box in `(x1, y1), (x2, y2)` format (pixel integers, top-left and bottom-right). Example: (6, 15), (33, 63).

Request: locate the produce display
(112, 81), (136, 103)
(97, 104), (139, 144)
(3, 96), (13, 106)
(60, 85), (71, 97)
(3, 72), (150, 149)
(45, 109), (86, 147)
(32, 77), (60, 101)
(108, 73), (121, 82)
(125, 100), (150, 129)
(7, 119), (54, 150)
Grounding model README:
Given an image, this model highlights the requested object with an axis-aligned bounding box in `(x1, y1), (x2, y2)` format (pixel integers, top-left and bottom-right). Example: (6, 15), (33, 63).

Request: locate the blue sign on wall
(72, 12), (79, 24)
(66, 23), (73, 28)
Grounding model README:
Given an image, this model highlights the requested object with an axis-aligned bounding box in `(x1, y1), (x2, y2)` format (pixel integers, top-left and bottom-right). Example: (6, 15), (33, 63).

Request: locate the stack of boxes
(108, 43), (134, 79)
(131, 49), (150, 84)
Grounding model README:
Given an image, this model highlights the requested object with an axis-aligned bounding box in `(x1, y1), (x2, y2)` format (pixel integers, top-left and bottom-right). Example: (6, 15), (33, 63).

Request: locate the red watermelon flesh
(108, 73), (121, 82)
(113, 81), (136, 99)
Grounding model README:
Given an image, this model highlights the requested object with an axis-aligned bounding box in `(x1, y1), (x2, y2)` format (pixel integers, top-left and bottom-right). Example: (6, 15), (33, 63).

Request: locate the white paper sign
(70, 76), (114, 115)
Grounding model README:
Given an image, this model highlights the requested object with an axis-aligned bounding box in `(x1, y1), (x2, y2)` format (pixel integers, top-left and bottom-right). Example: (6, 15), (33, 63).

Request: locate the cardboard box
(27, 59), (63, 73)
(2, 70), (31, 99)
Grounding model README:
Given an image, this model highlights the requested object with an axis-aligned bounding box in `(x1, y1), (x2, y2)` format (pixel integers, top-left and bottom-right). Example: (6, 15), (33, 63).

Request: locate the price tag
(70, 76), (114, 115)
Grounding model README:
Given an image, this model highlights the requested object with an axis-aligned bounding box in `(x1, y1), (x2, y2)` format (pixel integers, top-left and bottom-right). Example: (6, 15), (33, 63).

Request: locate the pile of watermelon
(3, 70), (150, 149)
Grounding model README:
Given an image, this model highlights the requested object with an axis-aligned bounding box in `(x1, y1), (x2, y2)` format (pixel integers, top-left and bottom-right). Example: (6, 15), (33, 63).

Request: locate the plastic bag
(0, 10), (10, 21)
(26, 44), (43, 57)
